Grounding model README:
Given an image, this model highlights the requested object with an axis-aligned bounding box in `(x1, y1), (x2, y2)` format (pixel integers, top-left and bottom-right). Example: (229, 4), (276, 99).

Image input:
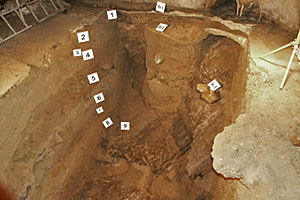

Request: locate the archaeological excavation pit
(1, 1), (300, 200)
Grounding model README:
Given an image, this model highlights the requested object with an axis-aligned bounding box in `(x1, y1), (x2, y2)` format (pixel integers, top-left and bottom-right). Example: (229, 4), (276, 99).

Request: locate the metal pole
(260, 42), (293, 59)
(26, 3), (40, 22)
(280, 44), (298, 89)
(38, 0), (49, 16)
(1, 15), (16, 34)
(49, 0), (58, 11)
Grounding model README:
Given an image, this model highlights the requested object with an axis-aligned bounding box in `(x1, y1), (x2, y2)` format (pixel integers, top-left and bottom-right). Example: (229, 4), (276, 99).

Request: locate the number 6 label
(77, 31), (89, 43)
(93, 92), (105, 104)
(82, 49), (94, 61)
(107, 10), (117, 20)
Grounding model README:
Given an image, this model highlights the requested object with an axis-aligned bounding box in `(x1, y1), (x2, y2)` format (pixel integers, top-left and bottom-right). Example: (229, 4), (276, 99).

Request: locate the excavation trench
(0, 8), (248, 200)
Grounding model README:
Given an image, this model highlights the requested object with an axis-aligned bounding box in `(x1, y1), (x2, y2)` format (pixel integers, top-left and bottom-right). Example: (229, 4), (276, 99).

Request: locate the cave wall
(85, 0), (300, 30)
(0, 11), (127, 199)
(259, 0), (299, 30)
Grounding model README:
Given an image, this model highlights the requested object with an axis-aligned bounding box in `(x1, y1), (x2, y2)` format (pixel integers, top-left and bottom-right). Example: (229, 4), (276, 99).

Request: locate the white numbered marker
(208, 79), (221, 91)
(121, 122), (130, 131)
(77, 31), (89, 43)
(87, 72), (100, 84)
(82, 49), (94, 61)
(155, 23), (168, 32)
(156, 1), (166, 13)
(103, 117), (113, 128)
(93, 92), (105, 104)
(107, 10), (117, 20)
(96, 106), (104, 114)
(73, 49), (82, 57)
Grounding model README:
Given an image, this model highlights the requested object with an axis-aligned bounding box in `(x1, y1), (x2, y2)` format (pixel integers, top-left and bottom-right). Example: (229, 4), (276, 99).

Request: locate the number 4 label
(103, 117), (113, 128)
(107, 10), (117, 20)
(82, 49), (94, 61)
(77, 31), (89, 43)
(156, 1), (166, 13)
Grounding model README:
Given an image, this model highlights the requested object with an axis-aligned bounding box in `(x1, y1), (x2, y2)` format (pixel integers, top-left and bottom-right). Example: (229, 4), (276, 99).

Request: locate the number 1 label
(107, 10), (117, 20)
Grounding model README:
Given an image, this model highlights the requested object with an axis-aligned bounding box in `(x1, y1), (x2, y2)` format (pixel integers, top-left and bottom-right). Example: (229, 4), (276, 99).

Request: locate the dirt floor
(0, 2), (299, 200)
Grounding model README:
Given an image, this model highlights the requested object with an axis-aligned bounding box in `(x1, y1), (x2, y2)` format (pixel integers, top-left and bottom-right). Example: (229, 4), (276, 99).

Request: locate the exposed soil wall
(0, 6), (249, 200)
(0, 10), (127, 199)
(79, 0), (300, 30)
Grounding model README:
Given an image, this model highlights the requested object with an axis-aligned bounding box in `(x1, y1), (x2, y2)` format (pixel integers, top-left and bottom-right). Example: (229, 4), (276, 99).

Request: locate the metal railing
(0, 0), (64, 44)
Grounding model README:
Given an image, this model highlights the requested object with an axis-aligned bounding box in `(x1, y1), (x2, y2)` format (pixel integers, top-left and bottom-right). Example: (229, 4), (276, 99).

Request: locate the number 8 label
(103, 117), (113, 128)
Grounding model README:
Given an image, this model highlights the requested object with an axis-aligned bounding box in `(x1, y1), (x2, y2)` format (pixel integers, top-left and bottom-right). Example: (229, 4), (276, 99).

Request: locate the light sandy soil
(212, 23), (300, 199)
(0, 2), (299, 200)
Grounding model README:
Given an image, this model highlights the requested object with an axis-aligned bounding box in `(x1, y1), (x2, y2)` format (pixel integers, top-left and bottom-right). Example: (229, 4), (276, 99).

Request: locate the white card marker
(87, 72), (100, 84)
(82, 49), (94, 61)
(73, 49), (82, 57)
(96, 106), (104, 114)
(156, 1), (166, 13)
(103, 117), (113, 128)
(208, 79), (221, 91)
(93, 92), (105, 104)
(155, 23), (168, 32)
(121, 122), (130, 131)
(107, 10), (117, 20)
(77, 31), (89, 43)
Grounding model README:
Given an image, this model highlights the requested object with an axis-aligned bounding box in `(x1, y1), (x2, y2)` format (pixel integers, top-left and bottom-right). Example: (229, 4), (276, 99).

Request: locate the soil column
(143, 22), (207, 113)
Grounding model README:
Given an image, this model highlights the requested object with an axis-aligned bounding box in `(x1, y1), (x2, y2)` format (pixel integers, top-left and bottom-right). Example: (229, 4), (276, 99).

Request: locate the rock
(289, 132), (300, 146)
(154, 54), (164, 64)
(196, 83), (220, 104)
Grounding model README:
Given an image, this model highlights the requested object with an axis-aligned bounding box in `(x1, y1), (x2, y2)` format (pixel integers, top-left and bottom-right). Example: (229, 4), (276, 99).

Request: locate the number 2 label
(77, 31), (89, 43)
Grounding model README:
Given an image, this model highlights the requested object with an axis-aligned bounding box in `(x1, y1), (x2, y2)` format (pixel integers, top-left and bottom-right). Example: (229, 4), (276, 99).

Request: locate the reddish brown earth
(0, 4), (248, 200)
